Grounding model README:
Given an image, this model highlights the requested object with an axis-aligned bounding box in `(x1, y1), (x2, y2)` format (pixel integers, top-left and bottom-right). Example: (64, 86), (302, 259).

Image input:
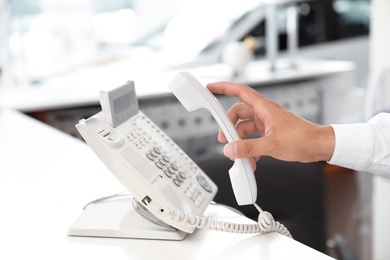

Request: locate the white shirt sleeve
(328, 112), (390, 175)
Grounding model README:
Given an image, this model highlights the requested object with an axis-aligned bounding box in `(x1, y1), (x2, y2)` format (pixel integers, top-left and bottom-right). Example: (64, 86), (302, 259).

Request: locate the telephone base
(68, 196), (187, 241)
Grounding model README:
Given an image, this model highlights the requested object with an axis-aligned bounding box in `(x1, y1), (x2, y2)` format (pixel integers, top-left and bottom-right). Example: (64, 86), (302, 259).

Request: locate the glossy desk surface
(0, 109), (334, 260)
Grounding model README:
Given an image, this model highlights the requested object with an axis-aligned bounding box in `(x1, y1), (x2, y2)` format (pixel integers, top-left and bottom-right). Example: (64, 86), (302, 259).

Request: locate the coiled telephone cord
(159, 202), (292, 238)
(84, 192), (292, 238)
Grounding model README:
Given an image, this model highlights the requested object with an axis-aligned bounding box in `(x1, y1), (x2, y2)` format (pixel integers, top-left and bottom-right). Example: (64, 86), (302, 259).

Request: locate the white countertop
(0, 108), (335, 259)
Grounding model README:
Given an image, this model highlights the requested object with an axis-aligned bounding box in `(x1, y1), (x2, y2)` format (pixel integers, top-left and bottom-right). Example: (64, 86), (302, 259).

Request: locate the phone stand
(68, 195), (187, 240)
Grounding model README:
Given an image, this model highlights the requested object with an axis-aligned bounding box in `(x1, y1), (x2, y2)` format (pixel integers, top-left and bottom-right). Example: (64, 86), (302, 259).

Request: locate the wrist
(315, 125), (335, 162)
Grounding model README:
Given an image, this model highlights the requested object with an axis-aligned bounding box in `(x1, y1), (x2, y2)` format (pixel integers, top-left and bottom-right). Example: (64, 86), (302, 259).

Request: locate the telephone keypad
(143, 145), (191, 188)
(127, 114), (215, 209)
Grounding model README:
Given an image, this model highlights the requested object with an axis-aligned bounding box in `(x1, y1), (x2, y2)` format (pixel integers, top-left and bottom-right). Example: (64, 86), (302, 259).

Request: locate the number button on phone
(176, 175), (184, 183)
(167, 167), (176, 175)
(173, 178), (181, 187)
(179, 172), (186, 179)
(164, 170), (172, 178)
(158, 158), (167, 166)
(155, 162), (164, 169)
(170, 163), (178, 171)
(150, 149), (158, 157)
(146, 153), (154, 161)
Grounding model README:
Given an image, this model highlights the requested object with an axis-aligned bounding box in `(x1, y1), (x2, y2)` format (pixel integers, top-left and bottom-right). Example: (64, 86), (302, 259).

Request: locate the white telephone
(75, 80), (217, 234)
(70, 72), (291, 239)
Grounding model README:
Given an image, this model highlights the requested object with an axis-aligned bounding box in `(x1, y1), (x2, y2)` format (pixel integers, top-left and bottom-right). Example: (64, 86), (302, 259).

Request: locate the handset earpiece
(169, 72), (257, 205)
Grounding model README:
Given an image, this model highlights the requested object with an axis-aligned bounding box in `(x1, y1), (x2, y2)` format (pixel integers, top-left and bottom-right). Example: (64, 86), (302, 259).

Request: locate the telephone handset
(168, 72), (257, 206)
(76, 81), (218, 234)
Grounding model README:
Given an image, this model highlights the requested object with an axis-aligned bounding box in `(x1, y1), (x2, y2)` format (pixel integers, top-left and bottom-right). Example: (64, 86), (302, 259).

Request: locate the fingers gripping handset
(169, 72), (257, 206)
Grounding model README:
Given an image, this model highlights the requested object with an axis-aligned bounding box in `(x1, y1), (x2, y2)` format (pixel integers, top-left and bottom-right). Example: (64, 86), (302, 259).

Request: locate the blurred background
(1, 1), (389, 260)
(1, 0), (370, 87)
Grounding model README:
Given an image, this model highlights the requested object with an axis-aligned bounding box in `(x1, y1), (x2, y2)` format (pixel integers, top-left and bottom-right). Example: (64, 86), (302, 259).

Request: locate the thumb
(224, 139), (268, 159)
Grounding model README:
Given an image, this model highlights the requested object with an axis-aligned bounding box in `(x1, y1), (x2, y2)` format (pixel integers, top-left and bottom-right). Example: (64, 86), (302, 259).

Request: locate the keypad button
(167, 167), (176, 174)
(173, 179), (181, 187)
(155, 162), (164, 169)
(146, 153), (154, 161)
(179, 172), (186, 179)
(176, 176), (184, 183)
(164, 170), (172, 178)
(150, 150), (158, 157)
(170, 163), (178, 171)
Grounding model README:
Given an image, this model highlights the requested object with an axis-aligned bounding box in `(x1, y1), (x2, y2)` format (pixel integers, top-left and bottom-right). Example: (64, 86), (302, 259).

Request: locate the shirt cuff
(328, 122), (373, 172)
